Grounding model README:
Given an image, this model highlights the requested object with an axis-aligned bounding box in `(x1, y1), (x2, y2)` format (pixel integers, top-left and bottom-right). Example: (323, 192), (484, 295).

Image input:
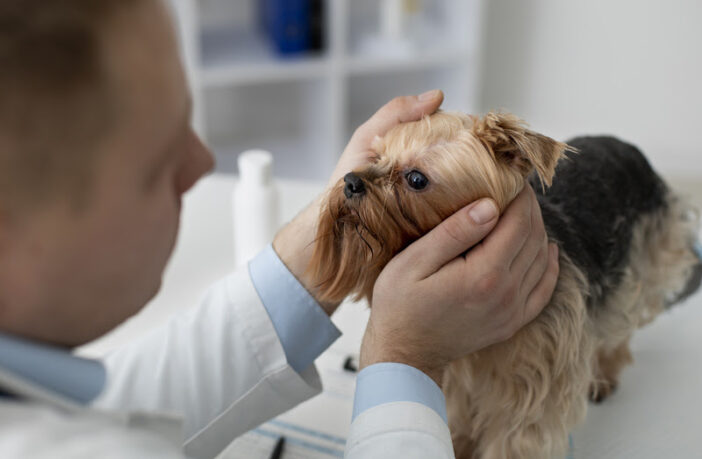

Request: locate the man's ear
(470, 111), (573, 188)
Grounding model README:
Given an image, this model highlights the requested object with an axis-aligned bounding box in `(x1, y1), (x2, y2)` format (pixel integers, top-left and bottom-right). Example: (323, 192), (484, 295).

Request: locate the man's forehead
(102, 0), (188, 141)
(106, 2), (183, 90)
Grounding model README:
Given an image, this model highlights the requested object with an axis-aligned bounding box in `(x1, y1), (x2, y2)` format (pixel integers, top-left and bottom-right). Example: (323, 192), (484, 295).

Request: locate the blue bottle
(261, 0), (311, 56)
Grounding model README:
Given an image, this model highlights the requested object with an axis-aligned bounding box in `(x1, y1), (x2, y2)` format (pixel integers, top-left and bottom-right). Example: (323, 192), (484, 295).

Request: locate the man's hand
(360, 186), (560, 386)
(273, 91), (444, 315)
(327, 89), (444, 187)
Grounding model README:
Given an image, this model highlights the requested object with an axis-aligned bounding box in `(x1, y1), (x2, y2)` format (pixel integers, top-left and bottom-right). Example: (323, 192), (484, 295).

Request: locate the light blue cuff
(352, 362), (448, 423)
(248, 244), (341, 374)
(694, 241), (702, 260)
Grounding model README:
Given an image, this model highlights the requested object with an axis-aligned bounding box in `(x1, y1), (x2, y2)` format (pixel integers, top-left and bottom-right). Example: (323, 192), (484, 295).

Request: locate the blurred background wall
(480, 0), (702, 180)
(171, 0), (702, 186)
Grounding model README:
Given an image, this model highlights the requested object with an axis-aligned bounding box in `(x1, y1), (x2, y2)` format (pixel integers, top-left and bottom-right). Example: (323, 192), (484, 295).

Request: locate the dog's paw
(588, 380), (618, 403)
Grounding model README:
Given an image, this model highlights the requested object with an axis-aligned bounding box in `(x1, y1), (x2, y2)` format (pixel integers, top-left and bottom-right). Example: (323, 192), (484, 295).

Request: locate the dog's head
(308, 111), (571, 304)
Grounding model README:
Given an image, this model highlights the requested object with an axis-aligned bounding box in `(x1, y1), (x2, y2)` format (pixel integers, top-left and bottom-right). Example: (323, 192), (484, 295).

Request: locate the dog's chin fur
(307, 110), (701, 458)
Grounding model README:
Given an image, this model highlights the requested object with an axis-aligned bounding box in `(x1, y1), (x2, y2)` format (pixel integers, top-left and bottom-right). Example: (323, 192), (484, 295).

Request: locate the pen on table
(343, 355), (358, 373)
(269, 436), (285, 459)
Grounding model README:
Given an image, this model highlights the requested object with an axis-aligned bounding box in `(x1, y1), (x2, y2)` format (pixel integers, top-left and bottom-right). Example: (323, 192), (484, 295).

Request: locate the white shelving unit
(171, 0), (485, 180)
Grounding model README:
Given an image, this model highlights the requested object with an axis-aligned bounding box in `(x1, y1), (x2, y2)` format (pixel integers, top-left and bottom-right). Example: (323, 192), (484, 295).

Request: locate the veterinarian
(0, 1), (560, 457)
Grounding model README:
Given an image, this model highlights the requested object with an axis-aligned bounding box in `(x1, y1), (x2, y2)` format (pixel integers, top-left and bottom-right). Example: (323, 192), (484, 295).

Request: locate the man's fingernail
(469, 199), (498, 224)
(418, 89), (440, 101)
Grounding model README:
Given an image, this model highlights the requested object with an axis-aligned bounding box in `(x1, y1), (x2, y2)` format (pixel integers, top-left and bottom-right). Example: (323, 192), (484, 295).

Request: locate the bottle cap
(238, 149), (273, 186)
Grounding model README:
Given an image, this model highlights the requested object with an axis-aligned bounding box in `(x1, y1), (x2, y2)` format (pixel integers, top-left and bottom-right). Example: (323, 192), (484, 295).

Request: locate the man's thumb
(403, 198), (499, 277)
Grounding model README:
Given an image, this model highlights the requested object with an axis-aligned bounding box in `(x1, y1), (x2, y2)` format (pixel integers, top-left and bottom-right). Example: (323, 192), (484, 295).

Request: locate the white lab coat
(0, 268), (454, 458)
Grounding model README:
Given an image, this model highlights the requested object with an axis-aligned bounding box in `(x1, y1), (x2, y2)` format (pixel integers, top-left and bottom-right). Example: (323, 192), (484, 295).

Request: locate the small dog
(308, 111), (702, 459)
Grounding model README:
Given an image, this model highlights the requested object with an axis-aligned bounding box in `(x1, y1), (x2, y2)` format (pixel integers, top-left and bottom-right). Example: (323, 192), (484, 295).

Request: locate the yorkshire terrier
(308, 111), (702, 459)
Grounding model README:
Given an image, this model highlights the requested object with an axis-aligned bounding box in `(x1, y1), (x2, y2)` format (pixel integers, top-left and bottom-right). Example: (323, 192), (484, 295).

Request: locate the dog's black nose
(344, 172), (366, 198)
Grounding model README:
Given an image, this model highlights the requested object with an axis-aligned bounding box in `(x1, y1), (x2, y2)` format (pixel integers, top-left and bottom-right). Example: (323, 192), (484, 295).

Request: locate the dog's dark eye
(406, 170), (428, 190)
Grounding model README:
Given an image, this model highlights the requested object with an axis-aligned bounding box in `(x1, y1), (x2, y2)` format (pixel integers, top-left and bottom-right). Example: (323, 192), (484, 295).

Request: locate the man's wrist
(272, 193), (340, 316)
(359, 321), (447, 387)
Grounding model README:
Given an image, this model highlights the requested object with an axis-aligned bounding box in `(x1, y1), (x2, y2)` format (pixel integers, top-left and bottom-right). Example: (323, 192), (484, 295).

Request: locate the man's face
(0, 0), (214, 345)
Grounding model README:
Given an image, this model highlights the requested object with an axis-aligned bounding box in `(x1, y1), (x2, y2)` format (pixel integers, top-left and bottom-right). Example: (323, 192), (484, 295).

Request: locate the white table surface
(78, 173), (702, 459)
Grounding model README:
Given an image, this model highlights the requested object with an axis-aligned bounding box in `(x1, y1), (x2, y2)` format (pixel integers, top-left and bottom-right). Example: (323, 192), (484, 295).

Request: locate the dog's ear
(470, 112), (572, 187)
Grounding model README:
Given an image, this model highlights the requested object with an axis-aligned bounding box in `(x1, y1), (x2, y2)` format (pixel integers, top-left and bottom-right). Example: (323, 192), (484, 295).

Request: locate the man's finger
(368, 90), (444, 134)
(479, 186), (534, 269)
(400, 198), (499, 279)
(349, 91), (444, 149)
(509, 186), (547, 273)
(509, 186), (547, 277)
(519, 239), (551, 299)
(522, 243), (560, 324)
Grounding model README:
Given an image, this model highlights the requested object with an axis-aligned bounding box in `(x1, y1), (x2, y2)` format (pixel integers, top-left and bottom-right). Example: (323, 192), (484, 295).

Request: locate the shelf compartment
(346, 0), (476, 60)
(199, 27), (330, 87)
(346, 66), (477, 142)
(344, 50), (469, 76)
(203, 78), (336, 180)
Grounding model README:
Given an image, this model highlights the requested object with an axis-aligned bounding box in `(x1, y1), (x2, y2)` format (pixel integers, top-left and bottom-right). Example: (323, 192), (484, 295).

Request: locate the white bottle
(232, 150), (279, 268)
(381, 0), (404, 43)
(377, 0), (416, 57)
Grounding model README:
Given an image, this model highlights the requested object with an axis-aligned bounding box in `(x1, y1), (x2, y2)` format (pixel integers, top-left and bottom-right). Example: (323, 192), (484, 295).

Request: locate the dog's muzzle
(344, 172), (366, 198)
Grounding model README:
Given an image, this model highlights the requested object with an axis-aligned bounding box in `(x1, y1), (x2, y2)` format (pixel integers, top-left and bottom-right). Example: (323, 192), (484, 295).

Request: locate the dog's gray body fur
(530, 136), (702, 309)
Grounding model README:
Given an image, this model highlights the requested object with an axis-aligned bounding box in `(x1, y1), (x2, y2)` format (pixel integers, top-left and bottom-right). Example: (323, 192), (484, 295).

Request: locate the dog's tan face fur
(309, 111), (570, 304)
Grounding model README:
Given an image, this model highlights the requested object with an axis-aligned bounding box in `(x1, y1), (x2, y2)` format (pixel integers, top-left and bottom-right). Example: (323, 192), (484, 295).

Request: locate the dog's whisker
(350, 208), (379, 258)
(354, 225), (374, 257)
